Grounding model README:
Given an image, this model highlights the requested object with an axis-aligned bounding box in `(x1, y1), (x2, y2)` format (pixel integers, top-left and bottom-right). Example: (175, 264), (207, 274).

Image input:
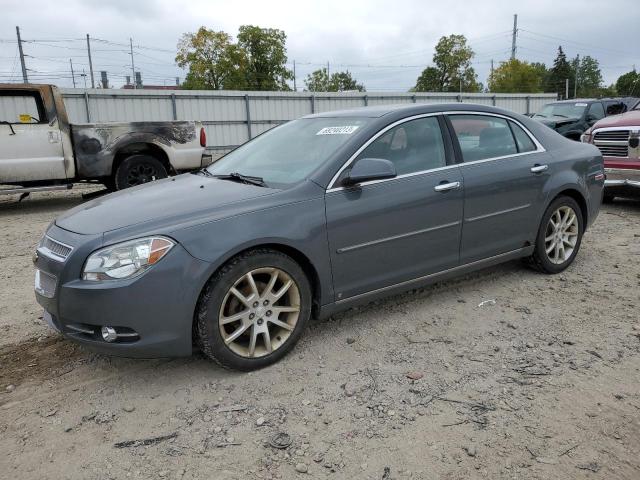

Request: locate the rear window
(449, 115), (517, 162)
(0, 92), (43, 123)
(510, 121), (536, 153)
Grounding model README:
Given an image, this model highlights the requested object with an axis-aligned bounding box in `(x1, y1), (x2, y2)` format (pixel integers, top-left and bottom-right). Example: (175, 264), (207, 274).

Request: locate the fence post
(170, 93), (177, 120)
(310, 95), (315, 114)
(84, 91), (91, 122)
(363, 95), (368, 107)
(492, 95), (497, 106)
(411, 94), (417, 103)
(526, 96), (531, 115)
(244, 94), (252, 140)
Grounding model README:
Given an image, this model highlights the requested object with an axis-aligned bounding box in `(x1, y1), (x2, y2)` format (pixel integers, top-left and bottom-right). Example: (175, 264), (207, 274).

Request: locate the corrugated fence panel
(60, 89), (557, 150)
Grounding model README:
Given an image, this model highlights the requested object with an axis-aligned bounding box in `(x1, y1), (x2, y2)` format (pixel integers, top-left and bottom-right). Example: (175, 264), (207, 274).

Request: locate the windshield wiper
(0, 121), (16, 135)
(213, 172), (268, 187)
(553, 114), (569, 118)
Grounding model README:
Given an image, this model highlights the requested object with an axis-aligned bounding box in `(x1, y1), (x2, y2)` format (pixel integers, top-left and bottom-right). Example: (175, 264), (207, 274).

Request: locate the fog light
(101, 326), (117, 343)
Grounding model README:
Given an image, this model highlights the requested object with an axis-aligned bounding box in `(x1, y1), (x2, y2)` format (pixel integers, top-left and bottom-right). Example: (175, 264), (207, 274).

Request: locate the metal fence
(60, 88), (557, 156)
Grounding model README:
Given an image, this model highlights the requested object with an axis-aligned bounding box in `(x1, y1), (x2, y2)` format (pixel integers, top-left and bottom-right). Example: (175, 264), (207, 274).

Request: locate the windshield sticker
(575, 103), (588, 107)
(316, 126), (360, 135)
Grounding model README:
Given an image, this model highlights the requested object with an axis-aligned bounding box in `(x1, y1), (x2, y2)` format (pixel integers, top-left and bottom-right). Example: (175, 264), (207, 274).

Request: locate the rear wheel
(529, 196), (583, 274)
(196, 249), (312, 371)
(114, 154), (168, 190)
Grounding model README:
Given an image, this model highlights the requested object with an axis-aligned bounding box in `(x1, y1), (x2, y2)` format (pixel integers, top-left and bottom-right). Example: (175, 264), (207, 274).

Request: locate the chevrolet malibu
(34, 104), (604, 370)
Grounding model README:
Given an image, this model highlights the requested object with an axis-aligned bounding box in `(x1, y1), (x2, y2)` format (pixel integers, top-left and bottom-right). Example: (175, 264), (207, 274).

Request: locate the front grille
(594, 130), (630, 142)
(40, 236), (73, 261)
(35, 270), (57, 298)
(594, 129), (630, 158)
(596, 145), (630, 157)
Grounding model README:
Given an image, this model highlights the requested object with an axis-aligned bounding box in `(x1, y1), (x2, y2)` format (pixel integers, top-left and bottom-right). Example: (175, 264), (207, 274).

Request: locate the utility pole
(86, 34), (95, 88)
(81, 69), (87, 89)
(565, 78), (569, 100)
(69, 59), (76, 88)
(490, 59), (494, 79)
(129, 38), (136, 89)
(511, 14), (518, 60)
(16, 26), (28, 83)
(293, 60), (297, 91)
(327, 61), (330, 78)
(574, 54), (579, 99)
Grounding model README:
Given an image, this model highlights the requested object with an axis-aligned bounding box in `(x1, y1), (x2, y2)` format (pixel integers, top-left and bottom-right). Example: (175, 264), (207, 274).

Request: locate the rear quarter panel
(70, 121), (201, 178)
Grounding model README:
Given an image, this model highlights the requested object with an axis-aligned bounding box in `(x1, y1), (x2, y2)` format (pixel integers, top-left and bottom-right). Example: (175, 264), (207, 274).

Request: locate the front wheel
(196, 249), (312, 371)
(529, 196), (584, 274)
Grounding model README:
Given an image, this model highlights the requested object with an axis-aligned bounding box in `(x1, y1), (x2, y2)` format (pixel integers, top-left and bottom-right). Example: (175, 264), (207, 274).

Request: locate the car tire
(196, 249), (312, 371)
(529, 196), (584, 274)
(114, 154), (168, 190)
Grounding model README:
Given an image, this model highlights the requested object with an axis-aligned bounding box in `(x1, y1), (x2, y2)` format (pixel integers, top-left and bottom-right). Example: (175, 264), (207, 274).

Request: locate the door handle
(530, 164), (548, 173)
(434, 181), (461, 192)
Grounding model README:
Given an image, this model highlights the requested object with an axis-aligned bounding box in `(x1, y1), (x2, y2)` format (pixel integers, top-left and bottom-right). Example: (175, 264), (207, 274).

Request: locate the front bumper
(34, 224), (212, 358)
(604, 168), (640, 196)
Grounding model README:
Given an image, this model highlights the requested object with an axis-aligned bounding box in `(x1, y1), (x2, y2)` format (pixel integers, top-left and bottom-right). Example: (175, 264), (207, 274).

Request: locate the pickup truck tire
(114, 154), (168, 190)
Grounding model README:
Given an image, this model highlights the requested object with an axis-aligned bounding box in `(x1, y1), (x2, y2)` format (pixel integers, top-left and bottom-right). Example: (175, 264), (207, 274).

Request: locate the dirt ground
(0, 188), (639, 480)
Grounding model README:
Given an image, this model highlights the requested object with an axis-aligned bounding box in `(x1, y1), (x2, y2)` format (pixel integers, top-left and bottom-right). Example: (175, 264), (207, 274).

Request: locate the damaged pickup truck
(0, 84), (209, 196)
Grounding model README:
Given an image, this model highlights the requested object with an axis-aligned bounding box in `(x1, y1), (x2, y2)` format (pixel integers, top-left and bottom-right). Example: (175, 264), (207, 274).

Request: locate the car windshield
(534, 103), (587, 119)
(206, 117), (371, 187)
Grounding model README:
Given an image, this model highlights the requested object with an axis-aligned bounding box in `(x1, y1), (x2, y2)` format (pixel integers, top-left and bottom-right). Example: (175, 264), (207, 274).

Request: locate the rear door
(0, 90), (67, 183)
(447, 113), (549, 264)
(325, 114), (464, 301)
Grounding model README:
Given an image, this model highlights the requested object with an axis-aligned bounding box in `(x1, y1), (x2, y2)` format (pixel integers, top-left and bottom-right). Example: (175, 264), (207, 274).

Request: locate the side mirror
(586, 114), (598, 125)
(343, 158), (397, 186)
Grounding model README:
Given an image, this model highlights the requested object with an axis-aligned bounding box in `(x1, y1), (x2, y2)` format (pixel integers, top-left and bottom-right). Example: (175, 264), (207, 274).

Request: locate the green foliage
(176, 25), (292, 91)
(574, 55), (603, 97)
(615, 70), (640, 96)
(414, 35), (481, 92)
(488, 59), (546, 93)
(176, 27), (247, 90)
(545, 47), (573, 98)
(237, 25), (293, 91)
(304, 68), (365, 92)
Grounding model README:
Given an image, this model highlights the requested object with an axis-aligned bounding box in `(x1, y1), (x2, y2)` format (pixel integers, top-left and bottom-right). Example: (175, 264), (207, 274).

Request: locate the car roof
(303, 102), (517, 119)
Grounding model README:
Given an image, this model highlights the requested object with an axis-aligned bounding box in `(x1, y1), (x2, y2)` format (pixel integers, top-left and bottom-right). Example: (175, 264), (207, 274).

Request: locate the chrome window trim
(38, 235), (74, 263)
(326, 111), (546, 192)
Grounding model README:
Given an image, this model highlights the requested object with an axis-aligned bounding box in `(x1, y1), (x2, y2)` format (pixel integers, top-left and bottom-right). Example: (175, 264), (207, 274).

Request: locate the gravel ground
(0, 188), (639, 480)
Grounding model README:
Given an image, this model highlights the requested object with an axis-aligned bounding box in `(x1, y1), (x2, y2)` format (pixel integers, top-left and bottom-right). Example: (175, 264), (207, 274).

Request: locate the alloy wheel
(544, 205), (579, 265)
(218, 267), (301, 358)
(127, 163), (158, 186)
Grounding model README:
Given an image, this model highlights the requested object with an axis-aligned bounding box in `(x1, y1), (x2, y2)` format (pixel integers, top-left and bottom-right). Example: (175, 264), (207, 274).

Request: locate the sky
(0, 0), (637, 91)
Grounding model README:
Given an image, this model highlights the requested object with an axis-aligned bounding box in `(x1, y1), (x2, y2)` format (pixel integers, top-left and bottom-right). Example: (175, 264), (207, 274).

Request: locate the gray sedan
(34, 104), (604, 370)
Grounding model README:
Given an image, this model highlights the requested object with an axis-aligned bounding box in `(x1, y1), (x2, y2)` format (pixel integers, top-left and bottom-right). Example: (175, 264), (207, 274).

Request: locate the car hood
(537, 116), (580, 128)
(592, 110), (640, 129)
(56, 173), (280, 235)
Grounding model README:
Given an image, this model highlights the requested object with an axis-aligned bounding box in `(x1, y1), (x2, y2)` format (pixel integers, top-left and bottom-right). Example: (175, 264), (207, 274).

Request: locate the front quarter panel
(170, 192), (334, 306)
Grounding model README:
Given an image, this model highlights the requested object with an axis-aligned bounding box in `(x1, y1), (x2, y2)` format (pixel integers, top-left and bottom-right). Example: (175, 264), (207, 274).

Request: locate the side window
(0, 92), (43, 123)
(449, 115), (517, 162)
(509, 121), (537, 153)
(588, 102), (605, 120)
(355, 117), (446, 175)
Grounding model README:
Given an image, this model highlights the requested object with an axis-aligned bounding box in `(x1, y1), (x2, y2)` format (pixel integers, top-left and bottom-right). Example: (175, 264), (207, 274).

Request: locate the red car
(582, 101), (640, 201)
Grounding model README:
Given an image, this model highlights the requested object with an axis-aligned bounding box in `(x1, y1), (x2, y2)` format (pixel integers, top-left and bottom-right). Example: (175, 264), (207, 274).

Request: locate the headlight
(82, 237), (174, 281)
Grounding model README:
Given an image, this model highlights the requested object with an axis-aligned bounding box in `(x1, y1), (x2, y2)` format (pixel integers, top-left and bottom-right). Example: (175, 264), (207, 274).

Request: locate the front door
(447, 113), (549, 263)
(0, 91), (67, 183)
(325, 115), (464, 301)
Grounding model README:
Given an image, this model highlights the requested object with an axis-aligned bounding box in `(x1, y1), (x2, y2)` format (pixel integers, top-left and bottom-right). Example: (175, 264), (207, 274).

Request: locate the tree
(615, 69), (640, 96)
(176, 27), (247, 90)
(414, 34), (481, 92)
(574, 55), (603, 97)
(546, 46), (572, 98)
(488, 58), (545, 93)
(304, 68), (365, 92)
(237, 25), (293, 91)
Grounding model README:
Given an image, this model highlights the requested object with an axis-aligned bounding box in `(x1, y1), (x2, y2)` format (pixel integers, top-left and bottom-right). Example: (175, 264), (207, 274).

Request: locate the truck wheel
(114, 154), (168, 190)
